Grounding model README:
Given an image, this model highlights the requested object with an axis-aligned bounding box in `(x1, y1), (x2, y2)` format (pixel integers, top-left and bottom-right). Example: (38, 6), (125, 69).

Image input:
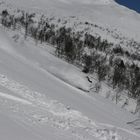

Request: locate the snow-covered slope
(3, 0), (140, 43)
(55, 0), (113, 5)
(0, 0), (140, 140)
(0, 24), (140, 140)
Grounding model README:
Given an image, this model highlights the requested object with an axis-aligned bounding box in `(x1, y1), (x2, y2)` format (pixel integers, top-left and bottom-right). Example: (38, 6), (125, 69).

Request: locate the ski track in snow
(0, 92), (32, 105)
(0, 73), (139, 140)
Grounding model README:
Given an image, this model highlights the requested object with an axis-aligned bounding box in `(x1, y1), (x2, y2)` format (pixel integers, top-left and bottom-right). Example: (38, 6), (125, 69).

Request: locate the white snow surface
(0, 91), (32, 105)
(0, 0), (140, 139)
(0, 25), (140, 140)
(3, 0), (140, 42)
(56, 0), (113, 5)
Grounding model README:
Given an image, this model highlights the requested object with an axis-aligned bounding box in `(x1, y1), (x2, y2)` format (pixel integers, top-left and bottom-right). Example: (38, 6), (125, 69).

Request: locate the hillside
(3, 0), (140, 42)
(0, 0), (140, 140)
(0, 22), (140, 140)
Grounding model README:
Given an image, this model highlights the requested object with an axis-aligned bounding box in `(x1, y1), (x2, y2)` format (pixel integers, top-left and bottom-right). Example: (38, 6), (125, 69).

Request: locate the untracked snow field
(0, 0), (140, 140)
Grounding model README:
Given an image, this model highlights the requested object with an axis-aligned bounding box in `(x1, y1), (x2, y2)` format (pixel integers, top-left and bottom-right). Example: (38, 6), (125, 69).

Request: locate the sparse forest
(1, 9), (140, 107)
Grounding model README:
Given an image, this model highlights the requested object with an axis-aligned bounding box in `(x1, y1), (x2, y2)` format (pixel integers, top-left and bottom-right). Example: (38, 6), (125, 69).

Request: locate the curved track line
(0, 92), (32, 105)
